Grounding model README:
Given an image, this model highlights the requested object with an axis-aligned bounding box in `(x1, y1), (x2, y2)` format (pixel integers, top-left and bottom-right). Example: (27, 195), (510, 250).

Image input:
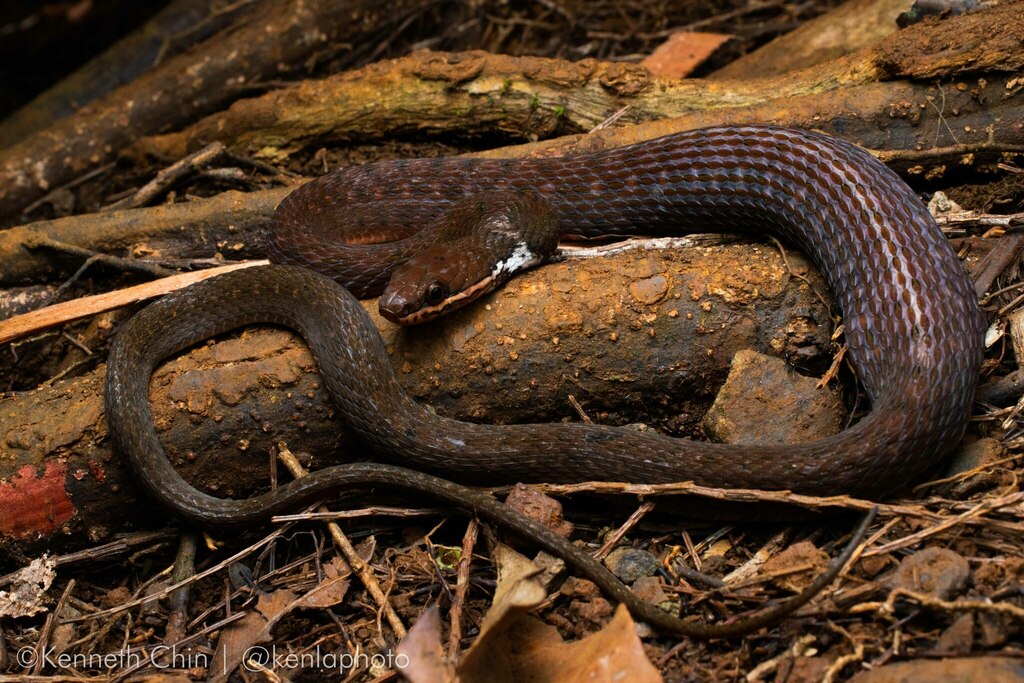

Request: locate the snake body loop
(105, 125), (984, 635)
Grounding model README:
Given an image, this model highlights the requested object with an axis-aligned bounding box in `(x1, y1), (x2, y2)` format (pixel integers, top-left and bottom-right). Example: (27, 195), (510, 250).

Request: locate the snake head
(379, 189), (559, 325)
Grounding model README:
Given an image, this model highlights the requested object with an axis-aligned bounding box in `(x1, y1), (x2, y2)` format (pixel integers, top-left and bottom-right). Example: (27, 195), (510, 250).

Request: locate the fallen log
(137, 3), (1024, 169)
(709, 0), (908, 80)
(0, 243), (835, 556)
(0, 188), (287, 285)
(0, 0), (218, 149)
(0, 0), (428, 221)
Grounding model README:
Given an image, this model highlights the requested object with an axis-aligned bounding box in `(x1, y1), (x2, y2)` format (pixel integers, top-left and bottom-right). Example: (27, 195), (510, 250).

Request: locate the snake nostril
(378, 290), (410, 318)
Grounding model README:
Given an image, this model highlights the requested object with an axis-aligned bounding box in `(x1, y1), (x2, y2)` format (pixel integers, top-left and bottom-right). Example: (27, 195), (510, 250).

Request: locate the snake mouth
(379, 273), (498, 325)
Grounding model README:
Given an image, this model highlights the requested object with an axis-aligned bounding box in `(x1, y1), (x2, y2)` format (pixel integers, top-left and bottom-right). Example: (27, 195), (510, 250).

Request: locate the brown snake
(105, 126), (983, 637)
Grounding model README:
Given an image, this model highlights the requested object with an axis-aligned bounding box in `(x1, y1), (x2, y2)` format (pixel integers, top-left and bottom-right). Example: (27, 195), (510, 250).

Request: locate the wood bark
(709, 0), (908, 80)
(0, 244), (835, 556)
(0, 0), (218, 149)
(0, 0), (426, 221)
(137, 3), (1024, 172)
(0, 188), (287, 285)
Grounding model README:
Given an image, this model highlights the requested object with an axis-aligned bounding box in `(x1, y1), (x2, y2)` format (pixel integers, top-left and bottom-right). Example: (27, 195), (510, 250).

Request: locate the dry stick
(166, 532), (199, 645)
(107, 612), (247, 683)
(447, 518), (479, 660)
(851, 586), (1024, 619)
(29, 580), (76, 676)
(970, 231), (1024, 298)
(107, 141), (225, 210)
(723, 529), (790, 585)
(861, 490), (1024, 557)
(61, 526), (291, 624)
(0, 260), (267, 345)
(821, 623), (864, 683)
(594, 500), (655, 560)
(0, 532), (172, 587)
(275, 442), (407, 639)
(912, 452), (1024, 493)
(0, 185), (287, 285)
(743, 633), (817, 682)
(27, 235), (175, 279)
(493, 480), (1014, 530)
(934, 209), (1024, 231)
(272, 507), (447, 522)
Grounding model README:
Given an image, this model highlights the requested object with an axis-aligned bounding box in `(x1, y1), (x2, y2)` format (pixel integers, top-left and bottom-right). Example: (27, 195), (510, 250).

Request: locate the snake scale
(105, 125), (984, 636)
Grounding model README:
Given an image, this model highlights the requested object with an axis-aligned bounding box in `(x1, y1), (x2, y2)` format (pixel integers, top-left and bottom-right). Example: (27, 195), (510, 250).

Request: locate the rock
(945, 438), (1005, 476)
(704, 349), (846, 445)
(858, 554), (891, 579)
(558, 578), (614, 637)
(532, 550), (566, 590)
(760, 541), (828, 592)
(934, 613), (974, 655)
(941, 438), (1008, 496)
(560, 577), (600, 600)
(568, 596), (614, 631)
(778, 656), (833, 683)
(888, 547), (969, 600)
(849, 657), (1023, 682)
(604, 547), (660, 583)
(977, 611), (1014, 648)
(631, 576), (669, 606)
(504, 484), (574, 537)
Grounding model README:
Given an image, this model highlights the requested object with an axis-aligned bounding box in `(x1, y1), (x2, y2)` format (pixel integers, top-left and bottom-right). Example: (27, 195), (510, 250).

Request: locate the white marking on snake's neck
(492, 243), (540, 278)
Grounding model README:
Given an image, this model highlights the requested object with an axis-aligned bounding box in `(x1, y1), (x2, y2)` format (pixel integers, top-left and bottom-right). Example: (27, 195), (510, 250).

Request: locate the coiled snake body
(105, 126), (984, 636)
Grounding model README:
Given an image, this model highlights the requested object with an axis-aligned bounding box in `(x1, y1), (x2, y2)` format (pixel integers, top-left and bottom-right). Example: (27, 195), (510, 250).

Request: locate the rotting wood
(0, 188), (289, 285)
(136, 4), (1024, 168)
(0, 244), (835, 555)
(0, 0), (218, 149)
(0, 0), (428, 221)
(709, 0), (908, 80)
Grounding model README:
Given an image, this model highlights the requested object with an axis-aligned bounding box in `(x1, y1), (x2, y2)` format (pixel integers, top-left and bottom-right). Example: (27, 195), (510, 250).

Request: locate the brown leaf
(459, 605), (661, 683)
(209, 576), (349, 682)
(456, 545), (661, 683)
(462, 543), (546, 659)
(396, 605), (455, 683)
(0, 555), (57, 618)
(292, 576), (351, 609)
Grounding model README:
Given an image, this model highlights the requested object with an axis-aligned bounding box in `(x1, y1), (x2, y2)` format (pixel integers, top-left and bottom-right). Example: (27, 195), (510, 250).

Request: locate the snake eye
(425, 282), (447, 306)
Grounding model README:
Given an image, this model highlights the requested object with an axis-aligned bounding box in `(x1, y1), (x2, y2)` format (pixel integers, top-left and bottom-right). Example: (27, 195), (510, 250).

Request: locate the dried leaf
(466, 544), (545, 649)
(458, 544), (660, 682)
(209, 576), (349, 682)
(0, 555), (57, 618)
(396, 605), (455, 683)
(459, 605), (661, 683)
(293, 575), (351, 609)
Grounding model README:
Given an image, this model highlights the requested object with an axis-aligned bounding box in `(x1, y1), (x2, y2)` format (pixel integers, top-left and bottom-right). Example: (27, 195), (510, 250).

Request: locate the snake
(105, 125), (984, 637)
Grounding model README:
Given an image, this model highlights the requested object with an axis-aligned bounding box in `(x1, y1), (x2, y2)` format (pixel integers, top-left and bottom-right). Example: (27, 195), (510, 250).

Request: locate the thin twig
(595, 500), (655, 559)
(107, 142), (226, 210)
(276, 442), (407, 639)
(0, 260), (267, 345)
(447, 518), (479, 659)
